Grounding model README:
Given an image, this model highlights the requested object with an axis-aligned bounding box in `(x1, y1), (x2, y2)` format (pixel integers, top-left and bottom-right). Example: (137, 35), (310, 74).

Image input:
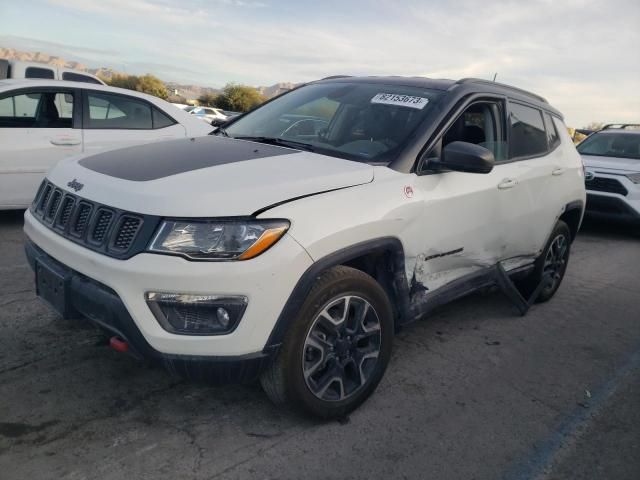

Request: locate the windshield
(223, 82), (442, 163)
(577, 132), (640, 160)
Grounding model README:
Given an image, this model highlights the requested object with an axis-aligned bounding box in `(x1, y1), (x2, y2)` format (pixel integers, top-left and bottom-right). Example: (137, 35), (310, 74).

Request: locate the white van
(0, 59), (105, 85)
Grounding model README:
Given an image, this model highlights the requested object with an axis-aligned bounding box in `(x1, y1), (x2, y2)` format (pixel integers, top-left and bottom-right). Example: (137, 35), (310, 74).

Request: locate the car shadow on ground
(580, 216), (639, 240)
(0, 209), (25, 226)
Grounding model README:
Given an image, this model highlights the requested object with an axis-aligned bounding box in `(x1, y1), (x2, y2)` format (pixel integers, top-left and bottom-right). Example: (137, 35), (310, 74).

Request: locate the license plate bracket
(36, 259), (74, 318)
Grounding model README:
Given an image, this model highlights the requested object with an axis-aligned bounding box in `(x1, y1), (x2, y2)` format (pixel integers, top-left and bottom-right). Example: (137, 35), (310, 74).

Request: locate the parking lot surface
(1, 210), (638, 480)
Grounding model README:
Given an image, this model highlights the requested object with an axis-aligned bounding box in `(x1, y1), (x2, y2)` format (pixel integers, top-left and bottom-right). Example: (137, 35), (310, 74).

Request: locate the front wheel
(518, 220), (572, 303)
(260, 266), (394, 419)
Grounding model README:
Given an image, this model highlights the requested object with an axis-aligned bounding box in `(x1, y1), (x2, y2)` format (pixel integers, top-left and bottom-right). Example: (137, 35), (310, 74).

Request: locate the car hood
(48, 136), (374, 217)
(581, 154), (640, 173)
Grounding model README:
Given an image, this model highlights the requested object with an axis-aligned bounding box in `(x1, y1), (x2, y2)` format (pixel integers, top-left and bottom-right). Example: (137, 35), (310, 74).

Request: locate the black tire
(260, 266), (394, 419)
(517, 220), (572, 303)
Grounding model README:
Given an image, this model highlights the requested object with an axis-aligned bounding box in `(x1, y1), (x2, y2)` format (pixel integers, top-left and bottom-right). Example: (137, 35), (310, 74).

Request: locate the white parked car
(0, 79), (213, 209)
(1, 59), (105, 85)
(187, 106), (228, 124)
(24, 76), (585, 418)
(577, 125), (640, 223)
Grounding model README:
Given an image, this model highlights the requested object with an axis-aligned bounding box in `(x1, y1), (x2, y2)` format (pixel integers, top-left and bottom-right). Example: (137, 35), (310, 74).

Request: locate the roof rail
(456, 78), (548, 104)
(320, 75), (353, 80)
(601, 123), (640, 130)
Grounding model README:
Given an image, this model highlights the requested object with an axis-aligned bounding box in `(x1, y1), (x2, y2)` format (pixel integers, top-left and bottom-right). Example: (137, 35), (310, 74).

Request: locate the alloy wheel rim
(542, 234), (568, 292)
(302, 295), (382, 402)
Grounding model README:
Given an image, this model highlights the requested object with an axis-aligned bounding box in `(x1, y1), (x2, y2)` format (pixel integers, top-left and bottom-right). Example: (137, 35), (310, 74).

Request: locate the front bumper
(585, 173), (640, 223)
(26, 238), (275, 383)
(24, 209), (314, 361)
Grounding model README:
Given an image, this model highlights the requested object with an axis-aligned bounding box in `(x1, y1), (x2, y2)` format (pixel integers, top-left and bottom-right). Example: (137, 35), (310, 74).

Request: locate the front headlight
(148, 219), (289, 260)
(626, 173), (640, 184)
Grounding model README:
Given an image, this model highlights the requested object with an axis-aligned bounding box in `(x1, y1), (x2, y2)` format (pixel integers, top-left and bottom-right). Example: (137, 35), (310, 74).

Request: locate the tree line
(102, 73), (267, 112)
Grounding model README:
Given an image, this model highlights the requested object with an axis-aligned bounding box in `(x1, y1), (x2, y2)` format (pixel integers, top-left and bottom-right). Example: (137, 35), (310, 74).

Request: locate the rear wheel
(518, 220), (571, 303)
(260, 266), (393, 419)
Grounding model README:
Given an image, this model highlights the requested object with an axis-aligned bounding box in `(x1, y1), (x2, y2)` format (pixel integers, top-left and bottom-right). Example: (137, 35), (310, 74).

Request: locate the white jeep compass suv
(24, 76), (586, 418)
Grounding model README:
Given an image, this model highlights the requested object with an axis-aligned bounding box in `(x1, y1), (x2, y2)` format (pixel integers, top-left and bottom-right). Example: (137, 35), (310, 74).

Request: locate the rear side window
(86, 92), (152, 129)
(25, 67), (55, 79)
(152, 108), (176, 128)
(509, 103), (547, 158)
(543, 113), (560, 150)
(62, 72), (102, 84)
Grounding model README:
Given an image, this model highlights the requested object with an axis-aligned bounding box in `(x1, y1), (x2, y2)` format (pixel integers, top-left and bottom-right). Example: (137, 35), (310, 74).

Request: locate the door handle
(50, 139), (81, 146)
(498, 178), (518, 190)
(552, 167), (566, 176)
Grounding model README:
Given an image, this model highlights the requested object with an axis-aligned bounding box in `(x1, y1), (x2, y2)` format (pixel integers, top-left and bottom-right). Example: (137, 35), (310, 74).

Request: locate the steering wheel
(282, 118), (329, 138)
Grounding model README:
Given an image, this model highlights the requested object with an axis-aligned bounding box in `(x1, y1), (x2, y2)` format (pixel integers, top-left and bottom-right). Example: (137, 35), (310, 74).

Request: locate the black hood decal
(79, 136), (297, 181)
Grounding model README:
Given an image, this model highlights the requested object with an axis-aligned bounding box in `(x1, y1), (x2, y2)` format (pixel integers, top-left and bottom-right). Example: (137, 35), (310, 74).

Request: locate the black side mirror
(440, 141), (495, 174)
(210, 118), (227, 127)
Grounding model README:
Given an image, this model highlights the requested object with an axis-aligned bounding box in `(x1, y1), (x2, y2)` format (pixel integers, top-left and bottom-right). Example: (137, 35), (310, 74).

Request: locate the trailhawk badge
(67, 179), (84, 192)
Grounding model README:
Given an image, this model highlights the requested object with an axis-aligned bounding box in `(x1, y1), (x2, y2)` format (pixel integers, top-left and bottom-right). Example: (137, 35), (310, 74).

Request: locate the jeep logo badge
(584, 170), (595, 182)
(67, 179), (84, 192)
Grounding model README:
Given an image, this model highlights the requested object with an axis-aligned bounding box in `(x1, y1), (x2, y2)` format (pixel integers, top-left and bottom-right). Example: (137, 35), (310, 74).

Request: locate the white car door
(497, 102), (561, 263)
(0, 88), (82, 208)
(81, 90), (186, 155)
(410, 166), (508, 291)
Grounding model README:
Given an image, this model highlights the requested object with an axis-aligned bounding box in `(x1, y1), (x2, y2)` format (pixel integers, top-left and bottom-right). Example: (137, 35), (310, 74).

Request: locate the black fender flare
(262, 237), (410, 353)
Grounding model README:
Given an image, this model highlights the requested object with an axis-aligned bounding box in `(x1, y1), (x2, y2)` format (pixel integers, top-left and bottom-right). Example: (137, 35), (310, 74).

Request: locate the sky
(1, 0), (638, 127)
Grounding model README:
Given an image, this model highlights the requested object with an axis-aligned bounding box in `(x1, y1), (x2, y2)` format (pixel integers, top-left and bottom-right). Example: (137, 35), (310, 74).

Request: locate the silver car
(578, 125), (640, 224)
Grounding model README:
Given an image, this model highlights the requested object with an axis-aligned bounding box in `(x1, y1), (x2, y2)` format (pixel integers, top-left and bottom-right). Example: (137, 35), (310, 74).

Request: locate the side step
(494, 263), (551, 316)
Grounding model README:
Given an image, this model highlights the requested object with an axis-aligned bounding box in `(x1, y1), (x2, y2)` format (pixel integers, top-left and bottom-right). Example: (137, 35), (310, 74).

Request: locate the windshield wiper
(233, 136), (315, 152)
(213, 127), (229, 137)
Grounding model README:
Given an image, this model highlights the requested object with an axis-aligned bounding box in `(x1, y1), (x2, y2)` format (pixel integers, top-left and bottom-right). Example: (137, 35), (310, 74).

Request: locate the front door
(407, 100), (510, 292)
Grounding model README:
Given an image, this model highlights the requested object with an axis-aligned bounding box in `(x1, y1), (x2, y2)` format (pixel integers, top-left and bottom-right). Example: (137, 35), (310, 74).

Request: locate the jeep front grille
(30, 180), (160, 259)
(90, 209), (114, 244)
(112, 216), (142, 251)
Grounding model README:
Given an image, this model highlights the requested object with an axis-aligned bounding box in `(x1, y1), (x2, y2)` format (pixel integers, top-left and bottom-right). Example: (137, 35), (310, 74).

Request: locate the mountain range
(0, 47), (298, 100)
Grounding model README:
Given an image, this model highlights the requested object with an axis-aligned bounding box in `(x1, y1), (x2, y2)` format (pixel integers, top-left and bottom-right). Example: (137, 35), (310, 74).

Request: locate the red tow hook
(109, 336), (129, 353)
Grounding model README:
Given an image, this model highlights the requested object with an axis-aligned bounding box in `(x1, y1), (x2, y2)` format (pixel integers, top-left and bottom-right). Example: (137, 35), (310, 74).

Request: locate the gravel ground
(0, 210), (638, 480)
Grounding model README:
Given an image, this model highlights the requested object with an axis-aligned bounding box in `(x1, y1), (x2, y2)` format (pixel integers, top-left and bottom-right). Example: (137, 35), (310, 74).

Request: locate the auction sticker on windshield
(371, 93), (429, 109)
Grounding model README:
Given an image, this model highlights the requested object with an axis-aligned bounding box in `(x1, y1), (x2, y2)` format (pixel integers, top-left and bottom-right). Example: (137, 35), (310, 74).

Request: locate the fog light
(145, 292), (247, 335)
(216, 307), (230, 329)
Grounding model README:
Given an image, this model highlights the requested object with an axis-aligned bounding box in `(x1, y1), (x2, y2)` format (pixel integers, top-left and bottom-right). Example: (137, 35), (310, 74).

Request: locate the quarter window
(509, 103), (547, 158)
(152, 108), (176, 129)
(543, 112), (560, 150)
(86, 92), (152, 129)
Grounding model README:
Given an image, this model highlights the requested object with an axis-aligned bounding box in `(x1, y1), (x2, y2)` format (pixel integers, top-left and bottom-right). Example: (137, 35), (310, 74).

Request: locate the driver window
(422, 101), (506, 172)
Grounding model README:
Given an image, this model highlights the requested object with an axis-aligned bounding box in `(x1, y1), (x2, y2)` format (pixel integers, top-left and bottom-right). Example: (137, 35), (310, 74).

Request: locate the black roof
(317, 75), (457, 91)
(314, 75), (561, 118)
